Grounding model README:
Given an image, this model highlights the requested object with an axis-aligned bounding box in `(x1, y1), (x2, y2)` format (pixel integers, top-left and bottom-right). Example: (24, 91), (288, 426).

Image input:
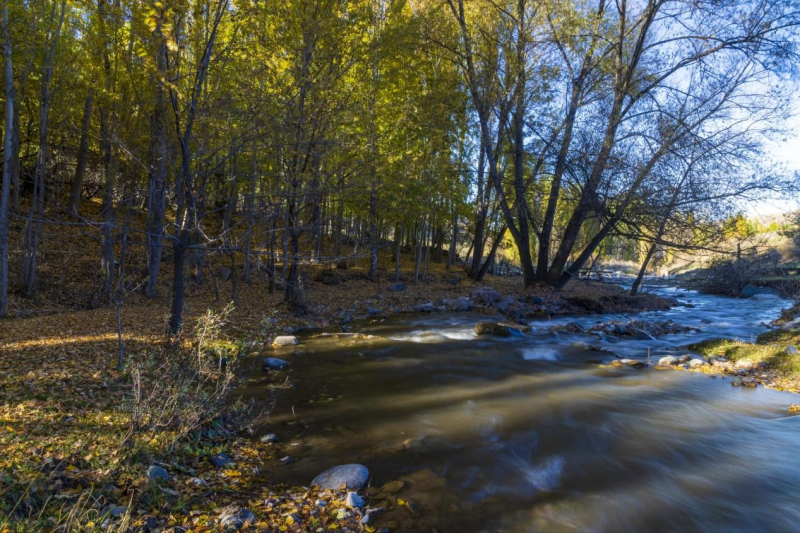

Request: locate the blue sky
(748, 96), (800, 220)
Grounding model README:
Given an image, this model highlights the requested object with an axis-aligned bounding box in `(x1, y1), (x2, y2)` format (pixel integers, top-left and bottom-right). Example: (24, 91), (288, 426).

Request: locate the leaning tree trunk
(631, 243), (657, 296)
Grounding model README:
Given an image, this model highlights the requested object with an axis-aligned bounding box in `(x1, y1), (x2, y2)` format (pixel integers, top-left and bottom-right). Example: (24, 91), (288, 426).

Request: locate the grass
(688, 328), (800, 390)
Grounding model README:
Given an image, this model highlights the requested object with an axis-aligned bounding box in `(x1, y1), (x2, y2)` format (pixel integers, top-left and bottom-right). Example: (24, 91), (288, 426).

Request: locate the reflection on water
(243, 288), (800, 532)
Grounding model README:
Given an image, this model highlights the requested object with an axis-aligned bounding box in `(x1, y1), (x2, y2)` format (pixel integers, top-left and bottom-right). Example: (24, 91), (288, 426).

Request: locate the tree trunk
(477, 224), (507, 281)
(68, 89), (93, 215)
(394, 224), (403, 282)
(469, 145), (487, 280)
(20, 0), (65, 297)
(630, 243), (656, 296)
(0, 1), (13, 317)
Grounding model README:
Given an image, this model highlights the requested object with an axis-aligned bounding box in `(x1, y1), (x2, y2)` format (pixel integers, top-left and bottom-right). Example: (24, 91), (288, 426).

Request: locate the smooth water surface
(244, 288), (800, 532)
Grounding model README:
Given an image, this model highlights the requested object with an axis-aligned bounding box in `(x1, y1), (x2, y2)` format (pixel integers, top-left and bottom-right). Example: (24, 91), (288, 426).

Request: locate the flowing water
(243, 288), (800, 532)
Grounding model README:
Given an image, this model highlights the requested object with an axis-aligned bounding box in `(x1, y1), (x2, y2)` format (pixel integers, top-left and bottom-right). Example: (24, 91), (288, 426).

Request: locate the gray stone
(658, 356), (681, 366)
(444, 297), (472, 311)
(688, 358), (705, 368)
(787, 345), (798, 356)
(367, 307), (382, 315)
(387, 283), (407, 292)
(471, 287), (502, 305)
(709, 356), (729, 366)
(678, 355), (692, 364)
(735, 360), (754, 370)
(272, 335), (298, 346)
(494, 297), (511, 313)
(345, 492), (365, 509)
(147, 465), (169, 481)
(263, 357), (289, 370)
(219, 507), (255, 531)
(311, 464), (369, 490)
(279, 456), (294, 465)
(260, 433), (279, 444)
(210, 453), (232, 468)
(412, 303), (434, 313)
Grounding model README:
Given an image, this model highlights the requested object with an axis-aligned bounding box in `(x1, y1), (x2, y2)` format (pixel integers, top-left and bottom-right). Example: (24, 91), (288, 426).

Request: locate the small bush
(123, 303), (248, 451)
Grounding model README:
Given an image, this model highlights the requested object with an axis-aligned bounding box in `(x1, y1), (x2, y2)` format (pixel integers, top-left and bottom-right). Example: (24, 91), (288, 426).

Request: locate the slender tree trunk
(469, 145), (487, 279)
(0, 1), (13, 317)
(98, 0), (116, 303)
(394, 224), (403, 282)
(368, 184), (378, 281)
(477, 224), (507, 281)
(167, 0), (228, 334)
(243, 153), (255, 283)
(145, 25), (169, 299)
(99, 103), (116, 302)
(68, 89), (93, 215)
(10, 100), (18, 212)
(413, 218), (424, 283)
(447, 207), (457, 270)
(631, 243), (656, 296)
(21, 0), (65, 297)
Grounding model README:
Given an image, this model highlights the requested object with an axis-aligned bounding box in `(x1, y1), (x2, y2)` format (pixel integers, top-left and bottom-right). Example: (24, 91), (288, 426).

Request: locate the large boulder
(471, 287), (502, 305)
(474, 322), (513, 337)
(272, 335), (299, 347)
(739, 284), (779, 299)
(311, 464), (369, 490)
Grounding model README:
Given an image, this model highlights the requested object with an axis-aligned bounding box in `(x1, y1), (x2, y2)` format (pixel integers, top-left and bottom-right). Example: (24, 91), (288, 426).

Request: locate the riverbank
(677, 303), (800, 394)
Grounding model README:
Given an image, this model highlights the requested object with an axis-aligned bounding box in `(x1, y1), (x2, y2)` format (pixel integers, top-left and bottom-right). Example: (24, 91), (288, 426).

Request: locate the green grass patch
(688, 331), (800, 379)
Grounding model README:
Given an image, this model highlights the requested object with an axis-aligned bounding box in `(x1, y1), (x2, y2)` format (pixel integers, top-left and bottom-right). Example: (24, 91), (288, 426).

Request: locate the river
(244, 287), (800, 532)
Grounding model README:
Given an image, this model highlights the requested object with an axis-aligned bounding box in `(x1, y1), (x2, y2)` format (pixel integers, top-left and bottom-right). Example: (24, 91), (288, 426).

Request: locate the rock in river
(474, 322), (512, 337)
(658, 356), (681, 366)
(272, 335), (298, 346)
(612, 359), (645, 368)
(263, 357), (289, 370)
(311, 464), (369, 490)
